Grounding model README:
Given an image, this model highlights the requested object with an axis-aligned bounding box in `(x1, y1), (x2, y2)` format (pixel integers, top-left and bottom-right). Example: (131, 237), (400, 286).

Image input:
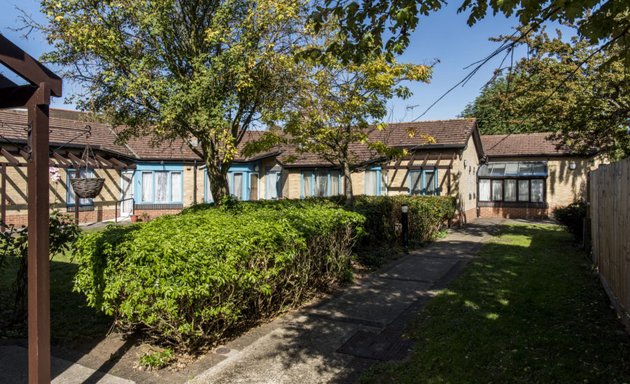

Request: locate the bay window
(477, 161), (547, 205)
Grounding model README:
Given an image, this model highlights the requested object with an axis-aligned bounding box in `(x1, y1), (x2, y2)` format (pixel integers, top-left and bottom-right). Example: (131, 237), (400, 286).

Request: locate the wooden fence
(590, 156), (630, 329)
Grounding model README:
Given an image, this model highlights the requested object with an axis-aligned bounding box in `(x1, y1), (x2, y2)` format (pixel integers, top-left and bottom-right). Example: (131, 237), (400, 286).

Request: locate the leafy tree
(461, 28), (630, 159)
(34, 0), (309, 202)
(313, 0), (629, 66)
(247, 46), (431, 202)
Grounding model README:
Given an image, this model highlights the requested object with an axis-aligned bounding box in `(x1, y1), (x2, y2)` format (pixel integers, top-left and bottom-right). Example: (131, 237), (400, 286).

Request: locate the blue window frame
(67, 168), (95, 206)
(364, 167), (384, 196)
(300, 170), (342, 198)
(134, 163), (184, 204)
(409, 169), (439, 196)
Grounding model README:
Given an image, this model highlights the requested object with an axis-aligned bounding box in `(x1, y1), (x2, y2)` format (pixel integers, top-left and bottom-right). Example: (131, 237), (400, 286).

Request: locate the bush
(553, 201), (587, 241)
(73, 205), (364, 350)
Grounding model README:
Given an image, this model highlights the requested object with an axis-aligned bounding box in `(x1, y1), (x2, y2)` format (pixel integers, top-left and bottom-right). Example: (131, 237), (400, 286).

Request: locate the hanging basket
(70, 177), (105, 199)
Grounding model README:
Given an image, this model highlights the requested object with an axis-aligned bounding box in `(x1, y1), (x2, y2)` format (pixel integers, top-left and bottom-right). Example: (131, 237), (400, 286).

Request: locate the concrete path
(188, 220), (499, 384)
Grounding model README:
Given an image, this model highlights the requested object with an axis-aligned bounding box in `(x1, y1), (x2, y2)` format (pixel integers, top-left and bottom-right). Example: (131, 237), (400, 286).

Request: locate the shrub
(553, 201), (587, 241)
(73, 205), (364, 350)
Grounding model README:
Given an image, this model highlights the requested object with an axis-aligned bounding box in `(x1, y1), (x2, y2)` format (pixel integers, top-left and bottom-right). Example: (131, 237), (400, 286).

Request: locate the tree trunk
(342, 161), (354, 206)
(206, 160), (230, 204)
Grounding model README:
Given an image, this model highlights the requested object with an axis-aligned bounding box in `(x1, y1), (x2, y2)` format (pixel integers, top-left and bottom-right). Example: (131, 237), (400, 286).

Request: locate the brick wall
(478, 206), (549, 219)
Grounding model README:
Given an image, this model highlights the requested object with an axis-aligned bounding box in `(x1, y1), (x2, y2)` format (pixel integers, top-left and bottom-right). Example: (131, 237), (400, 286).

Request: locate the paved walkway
(0, 219), (501, 383)
(188, 220), (499, 384)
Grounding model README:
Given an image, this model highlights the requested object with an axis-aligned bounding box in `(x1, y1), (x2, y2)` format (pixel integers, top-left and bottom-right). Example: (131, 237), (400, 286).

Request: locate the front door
(121, 171), (134, 216)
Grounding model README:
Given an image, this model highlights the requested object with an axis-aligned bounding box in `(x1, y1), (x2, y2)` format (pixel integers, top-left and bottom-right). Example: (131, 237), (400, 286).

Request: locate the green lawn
(362, 224), (630, 384)
(0, 251), (112, 348)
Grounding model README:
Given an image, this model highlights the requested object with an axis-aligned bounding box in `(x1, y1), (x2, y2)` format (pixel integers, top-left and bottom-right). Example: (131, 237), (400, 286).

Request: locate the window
(409, 171), (422, 195)
(518, 180), (529, 201)
(504, 180), (517, 201)
(139, 169), (184, 204)
(303, 171), (313, 197)
(232, 173), (243, 200)
(330, 171), (341, 196)
(365, 170), (378, 196)
(205, 174), (213, 203)
(67, 168), (95, 206)
(424, 171), (436, 195)
(315, 172), (328, 197)
(492, 180), (503, 201)
(250, 173), (259, 201)
(265, 172), (281, 199)
(531, 180), (544, 202)
(479, 179), (491, 201)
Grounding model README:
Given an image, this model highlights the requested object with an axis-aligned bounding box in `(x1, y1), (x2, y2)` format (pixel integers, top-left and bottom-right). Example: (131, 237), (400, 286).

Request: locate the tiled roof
(0, 109), (135, 157)
(481, 133), (577, 157)
(371, 119), (477, 148)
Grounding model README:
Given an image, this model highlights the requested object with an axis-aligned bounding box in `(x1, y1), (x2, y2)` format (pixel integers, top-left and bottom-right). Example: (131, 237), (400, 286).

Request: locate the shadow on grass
(361, 224), (630, 384)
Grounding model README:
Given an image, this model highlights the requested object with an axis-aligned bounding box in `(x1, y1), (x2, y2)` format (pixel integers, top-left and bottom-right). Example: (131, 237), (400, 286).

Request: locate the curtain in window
(171, 172), (182, 202)
(266, 172), (278, 199)
(315, 172), (328, 197)
(330, 171), (340, 195)
(409, 172), (422, 195)
(303, 172), (313, 197)
(233, 173), (243, 200)
(365, 171), (377, 196)
(381, 172), (388, 195)
(142, 172), (153, 202)
(424, 171), (436, 195)
(504, 179), (517, 201)
(479, 179), (491, 201)
(531, 180), (544, 202)
(518, 180), (529, 201)
(155, 172), (168, 203)
(492, 180), (503, 201)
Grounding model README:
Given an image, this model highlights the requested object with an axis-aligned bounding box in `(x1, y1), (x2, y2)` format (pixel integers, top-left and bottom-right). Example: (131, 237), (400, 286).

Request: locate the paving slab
(379, 254), (461, 282)
(0, 345), (134, 384)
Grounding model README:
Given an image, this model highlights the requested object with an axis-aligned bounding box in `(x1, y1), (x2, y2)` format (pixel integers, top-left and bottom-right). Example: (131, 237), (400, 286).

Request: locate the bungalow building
(0, 108), (598, 226)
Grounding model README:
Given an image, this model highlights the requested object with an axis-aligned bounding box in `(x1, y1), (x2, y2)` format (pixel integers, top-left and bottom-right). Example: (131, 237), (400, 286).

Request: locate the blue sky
(2, 0), (534, 121)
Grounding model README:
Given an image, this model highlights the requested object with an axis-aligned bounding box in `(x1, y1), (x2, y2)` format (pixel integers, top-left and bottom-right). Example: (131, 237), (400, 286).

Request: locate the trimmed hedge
(73, 195), (455, 349)
(73, 205), (364, 349)
(553, 201), (587, 241)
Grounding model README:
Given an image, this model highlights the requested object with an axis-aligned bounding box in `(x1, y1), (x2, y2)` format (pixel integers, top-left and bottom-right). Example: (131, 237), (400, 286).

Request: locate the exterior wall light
(569, 161), (577, 170)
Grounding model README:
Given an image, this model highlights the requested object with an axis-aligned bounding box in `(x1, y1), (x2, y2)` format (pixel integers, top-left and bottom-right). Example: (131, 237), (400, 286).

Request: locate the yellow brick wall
(452, 136), (481, 222)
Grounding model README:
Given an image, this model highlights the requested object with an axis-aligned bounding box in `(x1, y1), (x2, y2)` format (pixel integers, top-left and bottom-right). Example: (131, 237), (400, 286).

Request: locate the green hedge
(553, 201), (587, 241)
(73, 205), (364, 349)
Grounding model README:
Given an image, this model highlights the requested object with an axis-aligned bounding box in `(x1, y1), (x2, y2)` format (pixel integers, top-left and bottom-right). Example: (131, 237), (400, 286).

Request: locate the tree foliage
(36, 0), (309, 202)
(461, 28), (630, 159)
(313, 0), (630, 66)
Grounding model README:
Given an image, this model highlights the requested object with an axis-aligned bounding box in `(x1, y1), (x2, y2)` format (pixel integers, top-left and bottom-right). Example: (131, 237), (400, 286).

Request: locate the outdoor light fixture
(569, 161), (577, 170)
(401, 204), (409, 213)
(401, 204), (409, 249)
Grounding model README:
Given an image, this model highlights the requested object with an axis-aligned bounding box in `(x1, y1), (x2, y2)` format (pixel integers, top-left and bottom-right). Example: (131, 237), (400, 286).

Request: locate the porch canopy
(478, 161), (548, 178)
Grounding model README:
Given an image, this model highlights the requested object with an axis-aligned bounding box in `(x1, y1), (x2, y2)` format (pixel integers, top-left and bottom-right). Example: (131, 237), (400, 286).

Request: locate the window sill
(135, 203), (184, 210)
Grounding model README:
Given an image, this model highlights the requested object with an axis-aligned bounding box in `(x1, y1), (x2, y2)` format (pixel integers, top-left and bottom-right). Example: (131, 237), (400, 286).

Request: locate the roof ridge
(385, 118), (476, 124)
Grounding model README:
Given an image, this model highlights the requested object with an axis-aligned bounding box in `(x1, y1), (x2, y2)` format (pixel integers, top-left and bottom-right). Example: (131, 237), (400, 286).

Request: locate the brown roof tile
(481, 133), (576, 157)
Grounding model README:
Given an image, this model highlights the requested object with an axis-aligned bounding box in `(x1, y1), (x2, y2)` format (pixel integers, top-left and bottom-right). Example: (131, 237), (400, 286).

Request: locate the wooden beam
(0, 85), (38, 109)
(67, 152), (84, 167)
(19, 149), (31, 162)
(109, 157), (128, 169)
(52, 152), (71, 167)
(27, 94), (51, 384)
(406, 151), (417, 169)
(434, 153), (442, 168)
(95, 154), (113, 168)
(0, 34), (62, 97)
(1, 148), (20, 165)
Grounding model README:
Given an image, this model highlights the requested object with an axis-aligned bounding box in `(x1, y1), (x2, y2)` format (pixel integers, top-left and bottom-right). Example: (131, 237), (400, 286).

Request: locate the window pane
(504, 179), (516, 201)
(365, 171), (377, 196)
(303, 172), (313, 197)
(315, 172), (328, 197)
(171, 172), (182, 202)
(518, 180), (529, 201)
(155, 172), (168, 203)
(504, 163), (519, 176)
(424, 171), (436, 195)
(250, 173), (259, 201)
(492, 180), (503, 201)
(479, 179), (491, 201)
(531, 179), (544, 202)
(233, 173), (243, 200)
(409, 172), (422, 195)
(266, 172), (278, 199)
(490, 163), (506, 176)
(142, 172), (153, 202)
(381, 172), (388, 195)
(330, 171), (340, 196)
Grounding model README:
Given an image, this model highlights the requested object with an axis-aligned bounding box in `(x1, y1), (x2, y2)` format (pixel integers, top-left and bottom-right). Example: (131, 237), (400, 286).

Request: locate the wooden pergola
(0, 33), (62, 383)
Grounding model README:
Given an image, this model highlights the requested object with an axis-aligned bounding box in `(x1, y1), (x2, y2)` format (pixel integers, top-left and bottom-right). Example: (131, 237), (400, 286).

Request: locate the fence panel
(590, 157), (630, 329)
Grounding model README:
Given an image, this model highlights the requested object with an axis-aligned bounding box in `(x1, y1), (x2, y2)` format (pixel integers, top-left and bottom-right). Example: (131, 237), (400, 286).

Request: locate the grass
(361, 224), (630, 384)
(0, 250), (113, 348)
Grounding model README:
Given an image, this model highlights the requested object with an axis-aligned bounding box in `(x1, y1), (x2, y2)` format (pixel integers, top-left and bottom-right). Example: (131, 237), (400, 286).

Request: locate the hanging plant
(70, 139), (105, 198)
